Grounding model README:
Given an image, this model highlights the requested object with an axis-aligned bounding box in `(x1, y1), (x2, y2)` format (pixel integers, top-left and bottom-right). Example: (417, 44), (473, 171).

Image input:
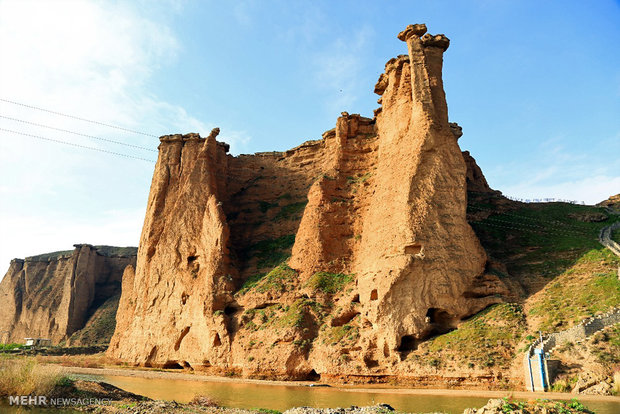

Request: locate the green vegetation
(496, 397), (593, 414)
(469, 199), (611, 279)
(0, 358), (71, 397)
(241, 298), (323, 333)
(589, 324), (620, 365)
(66, 294), (120, 345)
(306, 271), (353, 294)
(528, 248), (620, 332)
(322, 323), (359, 346)
(26, 249), (74, 261)
(279, 299), (319, 328)
(419, 303), (526, 369)
(93, 246), (137, 257)
(612, 227), (620, 243)
(244, 234), (296, 270)
(237, 262), (297, 295)
(274, 201), (307, 221)
(347, 172), (372, 185)
(0, 343), (26, 351)
(259, 200), (279, 213)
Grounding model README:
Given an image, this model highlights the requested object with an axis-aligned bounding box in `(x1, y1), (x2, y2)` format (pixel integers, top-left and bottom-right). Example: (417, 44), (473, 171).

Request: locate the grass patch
(259, 201), (279, 213)
(66, 294), (120, 346)
(244, 234), (296, 270)
(528, 247), (620, 332)
(0, 358), (70, 397)
(278, 299), (321, 329)
(419, 303), (526, 369)
(26, 249), (74, 261)
(469, 200), (611, 279)
(274, 201), (307, 221)
(306, 272), (353, 294)
(237, 263), (297, 295)
(0, 343), (26, 351)
(322, 324), (360, 346)
(612, 227), (620, 244)
(346, 172), (372, 185)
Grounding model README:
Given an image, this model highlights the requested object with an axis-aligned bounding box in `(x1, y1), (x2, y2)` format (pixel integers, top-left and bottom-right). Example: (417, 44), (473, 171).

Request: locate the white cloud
(501, 175), (620, 205)
(0, 0), (250, 271)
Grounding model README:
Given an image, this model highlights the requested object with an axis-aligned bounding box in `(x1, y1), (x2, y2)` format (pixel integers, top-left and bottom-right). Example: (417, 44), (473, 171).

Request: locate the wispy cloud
(312, 25), (374, 113)
(0, 0), (249, 270)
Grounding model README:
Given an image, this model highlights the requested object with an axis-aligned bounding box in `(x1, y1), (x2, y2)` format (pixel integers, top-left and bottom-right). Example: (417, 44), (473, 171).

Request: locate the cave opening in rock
(305, 369), (320, 381)
(370, 289), (378, 300)
(224, 305), (239, 316)
(187, 255), (198, 264)
(162, 360), (183, 369)
(425, 308), (458, 335)
(397, 335), (418, 352)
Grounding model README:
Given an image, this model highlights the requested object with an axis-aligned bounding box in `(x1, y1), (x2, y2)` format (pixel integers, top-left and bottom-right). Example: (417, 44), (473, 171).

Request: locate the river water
(98, 374), (619, 414)
(2, 374), (618, 413)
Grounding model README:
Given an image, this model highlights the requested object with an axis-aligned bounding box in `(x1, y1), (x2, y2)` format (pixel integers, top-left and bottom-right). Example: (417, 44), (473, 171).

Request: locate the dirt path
(61, 365), (620, 404)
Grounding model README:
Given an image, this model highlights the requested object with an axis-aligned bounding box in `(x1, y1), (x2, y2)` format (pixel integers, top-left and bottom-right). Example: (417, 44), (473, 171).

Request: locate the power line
(0, 98), (158, 138)
(0, 128), (156, 163)
(467, 204), (589, 231)
(0, 115), (157, 152)
(475, 216), (594, 237)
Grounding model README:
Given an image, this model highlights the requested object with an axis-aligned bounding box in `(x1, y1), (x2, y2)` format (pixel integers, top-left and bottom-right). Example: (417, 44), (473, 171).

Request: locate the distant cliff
(0, 244), (136, 345)
(107, 24), (507, 379)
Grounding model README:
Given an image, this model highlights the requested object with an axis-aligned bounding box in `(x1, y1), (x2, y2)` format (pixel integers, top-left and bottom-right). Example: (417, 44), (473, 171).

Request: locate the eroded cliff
(107, 24), (507, 379)
(0, 245), (136, 345)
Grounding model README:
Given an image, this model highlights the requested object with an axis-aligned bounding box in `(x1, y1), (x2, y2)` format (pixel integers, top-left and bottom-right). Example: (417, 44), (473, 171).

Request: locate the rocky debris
(571, 372), (612, 395)
(0, 245), (136, 345)
(597, 193), (620, 212)
(107, 24), (506, 379)
(284, 405), (395, 414)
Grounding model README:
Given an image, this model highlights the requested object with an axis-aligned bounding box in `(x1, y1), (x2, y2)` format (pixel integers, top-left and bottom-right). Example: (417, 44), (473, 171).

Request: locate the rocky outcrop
(108, 24), (506, 379)
(597, 193), (620, 213)
(0, 245), (136, 345)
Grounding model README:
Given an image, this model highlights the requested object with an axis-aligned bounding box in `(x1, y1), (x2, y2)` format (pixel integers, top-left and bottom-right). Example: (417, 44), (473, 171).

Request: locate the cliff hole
(162, 360), (183, 369)
(213, 333), (222, 347)
(426, 308), (458, 335)
(352, 294), (360, 303)
(397, 335), (418, 353)
(370, 289), (378, 301)
(187, 255), (198, 264)
(224, 305), (239, 316)
(305, 369), (320, 381)
(363, 355), (379, 368)
(331, 310), (360, 327)
(404, 244), (422, 255)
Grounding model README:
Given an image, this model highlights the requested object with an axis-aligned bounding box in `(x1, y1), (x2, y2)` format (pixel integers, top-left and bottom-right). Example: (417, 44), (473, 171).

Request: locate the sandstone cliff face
(108, 24), (506, 379)
(0, 245), (136, 345)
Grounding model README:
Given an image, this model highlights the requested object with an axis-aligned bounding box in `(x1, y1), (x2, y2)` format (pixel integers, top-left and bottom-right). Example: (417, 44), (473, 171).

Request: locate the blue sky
(0, 0), (619, 269)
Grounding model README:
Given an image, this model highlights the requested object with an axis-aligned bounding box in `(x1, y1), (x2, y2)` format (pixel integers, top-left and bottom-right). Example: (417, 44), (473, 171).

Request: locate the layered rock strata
(108, 24), (506, 378)
(0, 245), (136, 344)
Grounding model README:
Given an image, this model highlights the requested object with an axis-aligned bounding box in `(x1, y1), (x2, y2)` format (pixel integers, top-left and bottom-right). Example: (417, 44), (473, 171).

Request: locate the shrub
(0, 358), (69, 397)
(307, 272), (353, 294)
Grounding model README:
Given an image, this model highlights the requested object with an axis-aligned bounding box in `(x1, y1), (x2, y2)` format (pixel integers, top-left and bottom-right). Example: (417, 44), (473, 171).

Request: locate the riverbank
(63, 365), (620, 405)
(2, 359), (617, 414)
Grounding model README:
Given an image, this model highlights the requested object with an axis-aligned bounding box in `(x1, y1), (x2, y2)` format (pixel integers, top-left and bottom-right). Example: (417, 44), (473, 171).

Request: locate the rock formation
(0, 245), (136, 345)
(107, 24), (506, 379)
